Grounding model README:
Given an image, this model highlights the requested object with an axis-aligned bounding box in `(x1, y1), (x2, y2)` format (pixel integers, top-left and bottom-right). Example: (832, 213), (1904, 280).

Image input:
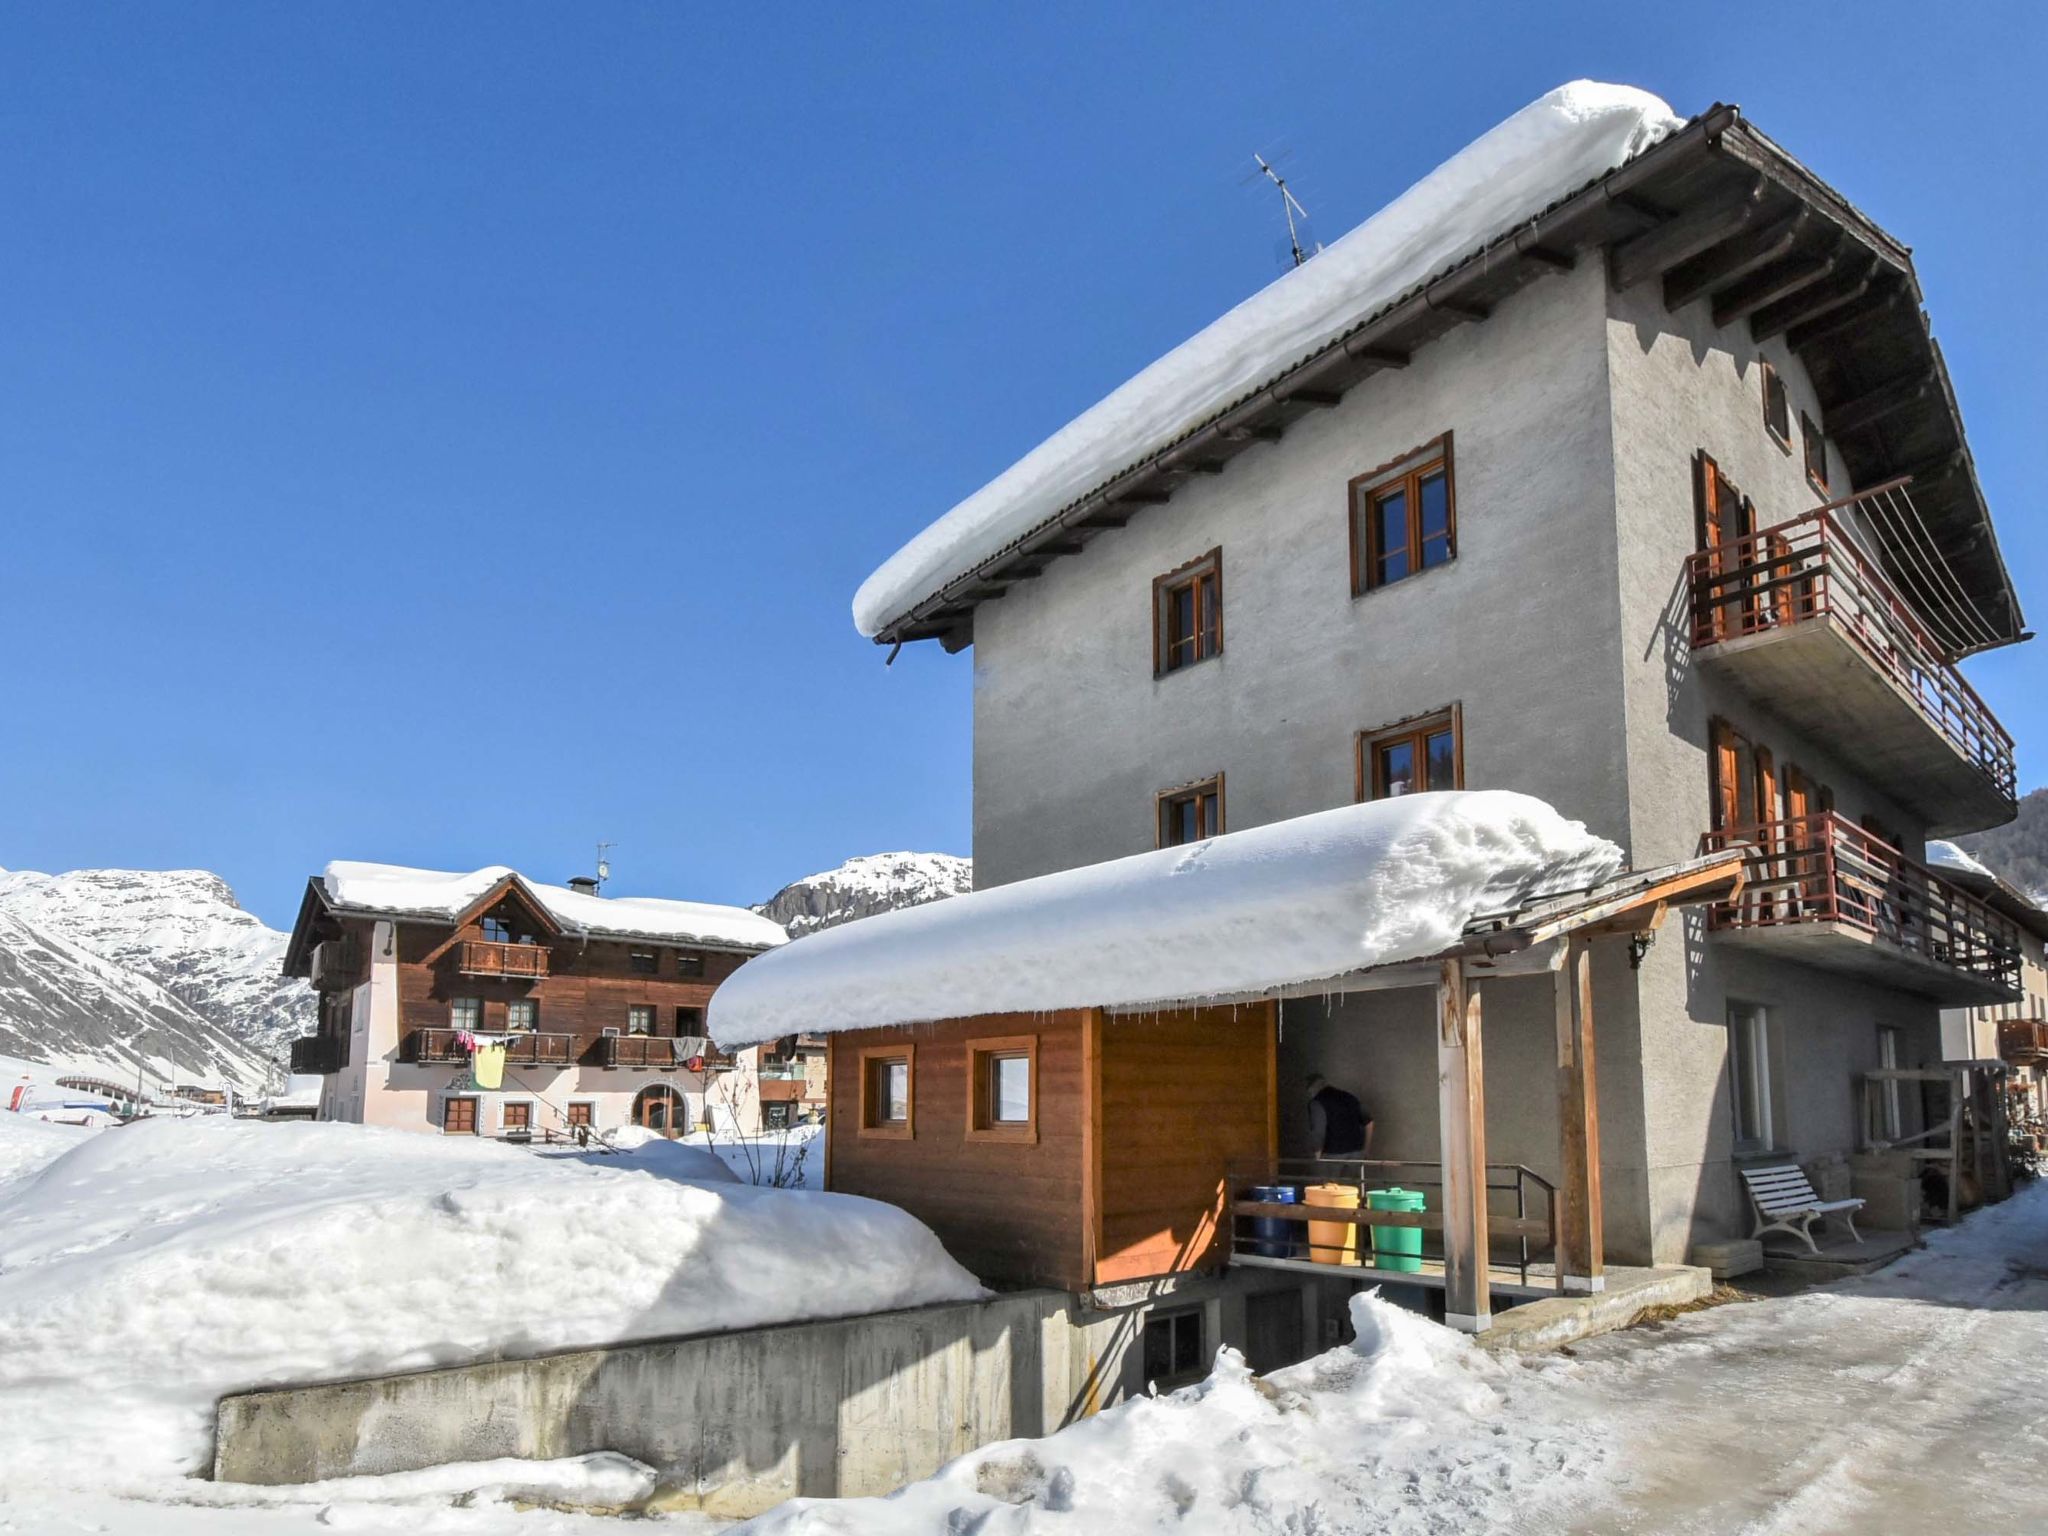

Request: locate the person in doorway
(1307, 1074), (1373, 1159)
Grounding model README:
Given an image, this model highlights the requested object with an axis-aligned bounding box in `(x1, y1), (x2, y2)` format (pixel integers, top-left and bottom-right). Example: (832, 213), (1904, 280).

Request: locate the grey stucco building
(860, 91), (2026, 1265)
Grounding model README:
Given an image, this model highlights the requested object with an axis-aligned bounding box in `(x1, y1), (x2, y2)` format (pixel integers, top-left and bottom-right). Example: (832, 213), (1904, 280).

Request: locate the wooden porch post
(1554, 934), (1605, 1293)
(1437, 959), (1491, 1332)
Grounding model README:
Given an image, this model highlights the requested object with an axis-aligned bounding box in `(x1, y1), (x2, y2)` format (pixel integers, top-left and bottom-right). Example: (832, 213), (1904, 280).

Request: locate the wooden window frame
(857, 1043), (915, 1139)
(500, 1099), (533, 1133)
(627, 1004), (655, 1035)
(1356, 705), (1464, 801)
(677, 950), (706, 978)
(1349, 432), (1456, 596)
(1156, 773), (1225, 848)
(1760, 361), (1792, 450)
(966, 1034), (1038, 1144)
(1141, 1305), (1207, 1389)
(1152, 547), (1224, 677)
(675, 1004), (705, 1036)
(628, 949), (658, 975)
(449, 996), (483, 1032)
(565, 1100), (594, 1129)
(505, 998), (538, 1032)
(441, 1095), (479, 1136)
(1800, 410), (1828, 494)
(481, 915), (514, 944)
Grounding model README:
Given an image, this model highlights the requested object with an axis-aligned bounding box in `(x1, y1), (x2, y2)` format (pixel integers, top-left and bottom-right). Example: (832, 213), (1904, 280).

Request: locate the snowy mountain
(1956, 788), (2048, 905)
(756, 852), (972, 939)
(0, 909), (277, 1094)
(0, 867), (311, 1060)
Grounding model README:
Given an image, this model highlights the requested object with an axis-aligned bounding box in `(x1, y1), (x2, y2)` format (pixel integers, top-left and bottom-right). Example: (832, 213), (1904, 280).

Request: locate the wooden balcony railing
(1686, 492), (2016, 800)
(457, 940), (549, 979)
(1702, 812), (2020, 989)
(288, 1034), (346, 1075)
(408, 1028), (576, 1066)
(599, 1034), (735, 1071)
(1999, 1018), (2048, 1066)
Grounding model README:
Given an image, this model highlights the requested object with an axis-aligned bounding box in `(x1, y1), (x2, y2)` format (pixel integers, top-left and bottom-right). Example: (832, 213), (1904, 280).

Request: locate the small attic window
(1761, 362), (1791, 449)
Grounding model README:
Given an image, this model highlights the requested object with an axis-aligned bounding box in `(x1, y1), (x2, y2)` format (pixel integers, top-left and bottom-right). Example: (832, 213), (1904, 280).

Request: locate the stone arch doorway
(632, 1084), (688, 1137)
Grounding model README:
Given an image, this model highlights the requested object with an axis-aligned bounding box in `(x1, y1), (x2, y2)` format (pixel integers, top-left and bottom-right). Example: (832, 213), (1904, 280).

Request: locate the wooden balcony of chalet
(1999, 1018), (2048, 1068)
(288, 1034), (346, 1075)
(598, 1034), (735, 1072)
(1686, 482), (2016, 835)
(407, 1027), (576, 1066)
(456, 939), (549, 980)
(1703, 812), (2020, 1006)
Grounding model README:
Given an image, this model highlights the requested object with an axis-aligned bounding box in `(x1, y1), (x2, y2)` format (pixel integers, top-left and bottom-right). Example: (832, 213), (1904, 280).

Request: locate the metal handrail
(1702, 813), (2021, 988)
(1686, 502), (2016, 798)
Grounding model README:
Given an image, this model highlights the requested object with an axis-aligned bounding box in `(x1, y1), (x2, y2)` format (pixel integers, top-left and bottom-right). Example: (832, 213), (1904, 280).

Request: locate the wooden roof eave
(280, 878), (335, 979)
(418, 874), (567, 966)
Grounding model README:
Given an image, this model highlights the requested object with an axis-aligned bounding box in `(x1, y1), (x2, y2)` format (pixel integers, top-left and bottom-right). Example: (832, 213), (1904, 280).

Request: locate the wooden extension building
(283, 861), (787, 1140)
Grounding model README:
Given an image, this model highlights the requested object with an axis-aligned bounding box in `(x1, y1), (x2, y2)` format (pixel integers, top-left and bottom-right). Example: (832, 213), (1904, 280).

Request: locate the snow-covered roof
(709, 791), (1623, 1045)
(318, 862), (788, 952)
(1926, 840), (1995, 881)
(852, 80), (1682, 639)
(1926, 842), (2048, 940)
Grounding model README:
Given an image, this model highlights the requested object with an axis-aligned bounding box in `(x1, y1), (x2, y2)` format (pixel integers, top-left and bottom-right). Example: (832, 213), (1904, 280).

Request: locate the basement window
(1761, 362), (1792, 449)
(1158, 775), (1224, 847)
(1351, 435), (1455, 594)
(1359, 707), (1461, 800)
(1153, 548), (1223, 675)
(1143, 1307), (1207, 1389)
(1801, 411), (1829, 493)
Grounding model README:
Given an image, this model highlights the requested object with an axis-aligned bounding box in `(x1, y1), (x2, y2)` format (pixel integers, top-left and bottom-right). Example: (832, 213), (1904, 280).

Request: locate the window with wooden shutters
(1157, 775), (1224, 847)
(1359, 707), (1462, 801)
(1708, 718), (1758, 834)
(1800, 411), (1828, 492)
(1760, 362), (1791, 448)
(1153, 549), (1222, 675)
(501, 1100), (531, 1132)
(1351, 435), (1455, 595)
(442, 1097), (478, 1135)
(566, 1101), (593, 1129)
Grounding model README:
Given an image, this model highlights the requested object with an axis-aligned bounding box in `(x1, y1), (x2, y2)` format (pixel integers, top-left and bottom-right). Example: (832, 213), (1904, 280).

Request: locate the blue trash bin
(1246, 1184), (1299, 1258)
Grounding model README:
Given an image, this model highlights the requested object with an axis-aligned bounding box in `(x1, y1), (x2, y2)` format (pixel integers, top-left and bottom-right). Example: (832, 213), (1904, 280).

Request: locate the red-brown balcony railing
(1999, 1018), (2048, 1066)
(1686, 492), (2016, 802)
(408, 1027), (576, 1066)
(457, 940), (549, 979)
(1702, 812), (2020, 991)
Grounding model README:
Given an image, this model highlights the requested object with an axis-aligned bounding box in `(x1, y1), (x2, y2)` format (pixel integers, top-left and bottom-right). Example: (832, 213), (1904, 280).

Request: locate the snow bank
(0, 1108), (95, 1185)
(744, 1291), (1602, 1534)
(852, 80), (1682, 636)
(711, 791), (1621, 1045)
(0, 1117), (979, 1495)
(321, 860), (788, 951)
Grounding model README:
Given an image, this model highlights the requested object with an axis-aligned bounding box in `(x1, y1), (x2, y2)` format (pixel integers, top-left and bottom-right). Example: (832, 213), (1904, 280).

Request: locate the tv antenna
(595, 841), (615, 889)
(1253, 152), (1317, 268)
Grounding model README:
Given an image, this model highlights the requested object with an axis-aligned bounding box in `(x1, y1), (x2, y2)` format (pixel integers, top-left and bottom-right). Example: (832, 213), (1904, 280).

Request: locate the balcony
(407, 1028), (576, 1066)
(288, 1034), (346, 1075)
(2000, 1019), (2048, 1067)
(1686, 491), (2016, 834)
(457, 940), (549, 980)
(598, 1034), (735, 1072)
(1703, 813), (2020, 1005)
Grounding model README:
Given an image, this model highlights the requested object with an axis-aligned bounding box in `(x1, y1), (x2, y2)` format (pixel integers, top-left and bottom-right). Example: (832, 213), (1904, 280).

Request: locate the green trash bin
(1366, 1187), (1425, 1273)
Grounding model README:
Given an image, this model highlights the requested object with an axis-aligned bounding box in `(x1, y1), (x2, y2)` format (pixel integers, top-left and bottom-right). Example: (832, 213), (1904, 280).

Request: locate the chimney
(566, 875), (601, 897)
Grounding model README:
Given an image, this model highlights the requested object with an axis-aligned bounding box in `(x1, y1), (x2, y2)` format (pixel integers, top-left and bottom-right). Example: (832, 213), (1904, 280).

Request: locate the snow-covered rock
(0, 866), (311, 1060)
(755, 851), (973, 939)
(0, 911), (279, 1094)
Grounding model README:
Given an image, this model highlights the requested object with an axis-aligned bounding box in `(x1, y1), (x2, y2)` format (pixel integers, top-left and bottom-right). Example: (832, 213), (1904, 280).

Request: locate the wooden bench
(1740, 1163), (1864, 1254)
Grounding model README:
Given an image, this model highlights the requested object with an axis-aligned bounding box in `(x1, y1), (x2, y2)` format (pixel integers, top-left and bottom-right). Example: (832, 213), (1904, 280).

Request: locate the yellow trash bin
(1304, 1182), (1360, 1265)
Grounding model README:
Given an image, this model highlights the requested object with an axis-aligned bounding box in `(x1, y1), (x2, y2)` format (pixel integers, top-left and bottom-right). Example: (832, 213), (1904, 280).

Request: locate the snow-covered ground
(7, 1107), (2045, 1534)
(0, 1114), (974, 1534)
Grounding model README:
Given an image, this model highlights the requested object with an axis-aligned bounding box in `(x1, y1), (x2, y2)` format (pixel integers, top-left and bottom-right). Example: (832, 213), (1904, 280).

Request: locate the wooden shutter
(1709, 719), (1743, 832)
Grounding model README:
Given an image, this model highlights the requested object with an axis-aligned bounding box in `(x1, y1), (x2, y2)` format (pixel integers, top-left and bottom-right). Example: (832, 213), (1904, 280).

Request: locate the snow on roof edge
(709, 792), (1623, 1046)
(319, 861), (787, 951)
(853, 80), (1686, 639)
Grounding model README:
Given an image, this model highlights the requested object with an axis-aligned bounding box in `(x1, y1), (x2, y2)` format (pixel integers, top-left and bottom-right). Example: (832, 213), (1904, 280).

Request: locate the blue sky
(2, 3), (2042, 929)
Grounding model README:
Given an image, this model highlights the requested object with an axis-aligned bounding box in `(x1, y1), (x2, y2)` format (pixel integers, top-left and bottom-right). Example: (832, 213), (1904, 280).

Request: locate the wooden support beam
(1608, 180), (1765, 289)
(1748, 270), (1871, 343)
(1190, 460), (1227, 475)
(1554, 934), (1604, 1294)
(1279, 389), (1344, 409)
(1221, 424), (1284, 444)
(1711, 250), (1838, 328)
(1786, 282), (1903, 352)
(1436, 960), (1491, 1333)
(1074, 510), (1130, 530)
(1428, 292), (1492, 322)
(1518, 242), (1576, 271)
(1663, 207), (1807, 311)
(1036, 537), (1087, 556)
(1113, 489), (1173, 506)
(1826, 368), (1934, 438)
(1343, 341), (1411, 368)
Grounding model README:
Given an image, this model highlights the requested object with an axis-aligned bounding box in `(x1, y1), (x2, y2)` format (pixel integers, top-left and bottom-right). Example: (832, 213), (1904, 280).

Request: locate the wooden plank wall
(1094, 1003), (1276, 1286)
(827, 1013), (1089, 1290)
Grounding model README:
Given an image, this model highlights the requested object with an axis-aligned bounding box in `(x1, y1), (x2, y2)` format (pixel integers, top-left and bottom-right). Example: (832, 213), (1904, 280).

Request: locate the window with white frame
(1877, 1025), (1903, 1141)
(1728, 1002), (1773, 1153)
